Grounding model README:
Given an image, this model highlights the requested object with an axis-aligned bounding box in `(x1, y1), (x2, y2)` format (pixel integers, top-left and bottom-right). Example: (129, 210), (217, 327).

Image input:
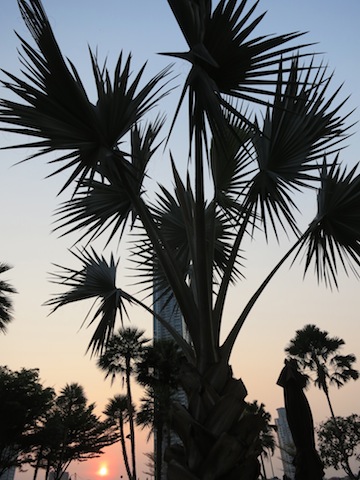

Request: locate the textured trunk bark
(165, 361), (262, 479)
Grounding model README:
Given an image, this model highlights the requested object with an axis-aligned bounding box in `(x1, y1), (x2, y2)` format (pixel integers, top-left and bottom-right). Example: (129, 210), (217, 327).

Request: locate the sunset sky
(1, 1), (360, 479)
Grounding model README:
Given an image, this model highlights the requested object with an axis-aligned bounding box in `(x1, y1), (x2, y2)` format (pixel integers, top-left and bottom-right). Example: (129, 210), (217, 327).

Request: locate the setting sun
(98, 465), (108, 477)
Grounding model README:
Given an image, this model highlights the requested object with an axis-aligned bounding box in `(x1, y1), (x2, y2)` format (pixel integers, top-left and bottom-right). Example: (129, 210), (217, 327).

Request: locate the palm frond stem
(221, 226), (311, 362)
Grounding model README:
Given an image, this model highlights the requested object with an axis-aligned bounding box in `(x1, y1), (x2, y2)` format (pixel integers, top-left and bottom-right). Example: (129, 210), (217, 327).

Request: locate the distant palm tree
(0, 263), (16, 333)
(97, 327), (149, 480)
(286, 324), (359, 420)
(245, 401), (276, 480)
(103, 395), (132, 480)
(136, 339), (183, 480)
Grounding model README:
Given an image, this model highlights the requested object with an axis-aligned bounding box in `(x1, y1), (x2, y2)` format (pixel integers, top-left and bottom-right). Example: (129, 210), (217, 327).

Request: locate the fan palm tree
(285, 324), (359, 420)
(97, 327), (149, 480)
(0, 263), (16, 333)
(244, 401), (276, 480)
(103, 395), (132, 480)
(136, 339), (183, 480)
(1, 1), (359, 478)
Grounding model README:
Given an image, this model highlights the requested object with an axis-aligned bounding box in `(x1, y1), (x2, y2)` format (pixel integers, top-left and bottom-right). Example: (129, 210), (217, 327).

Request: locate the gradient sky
(1, 1), (360, 479)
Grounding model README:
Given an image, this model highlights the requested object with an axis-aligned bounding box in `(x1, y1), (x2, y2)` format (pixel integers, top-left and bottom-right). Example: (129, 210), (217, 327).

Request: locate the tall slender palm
(136, 339), (183, 480)
(97, 327), (148, 480)
(0, 263), (16, 333)
(103, 395), (132, 480)
(1, 1), (359, 478)
(244, 401), (276, 480)
(286, 324), (359, 420)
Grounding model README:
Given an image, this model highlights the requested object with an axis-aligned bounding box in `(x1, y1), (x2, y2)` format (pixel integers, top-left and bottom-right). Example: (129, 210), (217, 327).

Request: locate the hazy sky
(1, 1), (360, 479)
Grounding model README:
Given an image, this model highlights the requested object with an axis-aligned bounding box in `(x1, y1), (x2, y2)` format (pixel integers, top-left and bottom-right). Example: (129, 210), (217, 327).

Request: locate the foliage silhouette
(0, 366), (54, 476)
(0, 263), (16, 333)
(318, 415), (360, 480)
(1, 0), (359, 478)
(286, 324), (359, 420)
(97, 327), (149, 480)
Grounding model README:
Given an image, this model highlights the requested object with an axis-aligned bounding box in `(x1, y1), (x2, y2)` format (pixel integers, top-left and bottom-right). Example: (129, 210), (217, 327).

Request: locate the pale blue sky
(1, 2), (360, 479)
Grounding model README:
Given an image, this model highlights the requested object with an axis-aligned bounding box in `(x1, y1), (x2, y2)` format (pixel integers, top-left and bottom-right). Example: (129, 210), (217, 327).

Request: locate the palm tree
(1, 1), (359, 478)
(244, 401), (277, 480)
(97, 327), (148, 480)
(285, 324), (359, 420)
(0, 263), (16, 333)
(103, 395), (132, 480)
(136, 339), (183, 480)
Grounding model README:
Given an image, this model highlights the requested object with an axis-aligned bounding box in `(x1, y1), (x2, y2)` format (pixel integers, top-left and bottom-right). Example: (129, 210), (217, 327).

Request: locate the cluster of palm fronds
(1, 1), (359, 478)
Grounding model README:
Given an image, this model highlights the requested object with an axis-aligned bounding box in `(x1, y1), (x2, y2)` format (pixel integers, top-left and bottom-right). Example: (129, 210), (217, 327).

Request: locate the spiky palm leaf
(1, 0), (170, 193)
(131, 177), (241, 290)
(248, 59), (351, 238)
(46, 248), (193, 359)
(296, 160), (360, 288)
(97, 327), (148, 382)
(53, 118), (165, 244)
(329, 354), (359, 388)
(286, 324), (358, 420)
(165, 0), (310, 140)
(0, 263), (17, 333)
(46, 248), (140, 354)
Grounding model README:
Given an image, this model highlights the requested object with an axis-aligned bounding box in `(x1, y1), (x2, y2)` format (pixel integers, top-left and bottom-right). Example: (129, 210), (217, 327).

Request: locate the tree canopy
(0, 263), (16, 333)
(318, 415), (360, 480)
(32, 383), (118, 480)
(0, 366), (54, 476)
(286, 324), (359, 419)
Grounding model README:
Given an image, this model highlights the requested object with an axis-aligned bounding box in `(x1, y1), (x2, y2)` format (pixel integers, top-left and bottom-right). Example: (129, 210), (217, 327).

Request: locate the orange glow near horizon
(98, 465), (108, 477)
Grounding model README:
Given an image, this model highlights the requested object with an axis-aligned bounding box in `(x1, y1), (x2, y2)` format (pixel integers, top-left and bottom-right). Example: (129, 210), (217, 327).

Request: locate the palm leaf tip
(297, 160), (360, 287)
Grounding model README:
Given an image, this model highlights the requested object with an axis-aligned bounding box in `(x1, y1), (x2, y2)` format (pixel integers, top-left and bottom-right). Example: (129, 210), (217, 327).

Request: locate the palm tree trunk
(155, 416), (164, 480)
(119, 417), (132, 480)
(32, 446), (43, 480)
(125, 357), (136, 480)
(260, 453), (267, 479)
(323, 383), (337, 422)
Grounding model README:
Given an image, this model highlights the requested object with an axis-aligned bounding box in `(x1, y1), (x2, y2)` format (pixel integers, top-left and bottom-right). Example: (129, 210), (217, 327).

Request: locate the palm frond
(248, 59), (351, 239)
(53, 118), (165, 245)
(130, 172), (241, 297)
(45, 248), (135, 354)
(0, 0), (171, 194)
(211, 106), (256, 213)
(0, 263), (17, 333)
(296, 160), (360, 288)
(164, 0), (310, 139)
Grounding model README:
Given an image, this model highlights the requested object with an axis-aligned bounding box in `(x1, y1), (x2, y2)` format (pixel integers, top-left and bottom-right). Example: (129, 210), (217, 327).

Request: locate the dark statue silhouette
(277, 359), (324, 480)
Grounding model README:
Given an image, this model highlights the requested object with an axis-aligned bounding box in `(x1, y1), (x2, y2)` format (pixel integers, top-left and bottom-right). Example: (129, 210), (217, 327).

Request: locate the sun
(98, 465), (108, 477)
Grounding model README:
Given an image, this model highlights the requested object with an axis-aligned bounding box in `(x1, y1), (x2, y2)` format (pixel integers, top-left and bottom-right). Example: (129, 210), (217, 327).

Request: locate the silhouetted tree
(103, 395), (132, 480)
(318, 414), (360, 480)
(2, 0), (359, 478)
(0, 366), (54, 475)
(0, 263), (16, 333)
(34, 383), (117, 480)
(97, 328), (149, 480)
(136, 339), (183, 480)
(286, 324), (359, 420)
(245, 401), (277, 479)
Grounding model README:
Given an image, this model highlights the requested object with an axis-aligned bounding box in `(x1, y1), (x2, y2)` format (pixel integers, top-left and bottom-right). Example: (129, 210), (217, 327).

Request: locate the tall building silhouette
(275, 407), (296, 480)
(0, 466), (15, 480)
(153, 287), (189, 342)
(153, 286), (189, 479)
